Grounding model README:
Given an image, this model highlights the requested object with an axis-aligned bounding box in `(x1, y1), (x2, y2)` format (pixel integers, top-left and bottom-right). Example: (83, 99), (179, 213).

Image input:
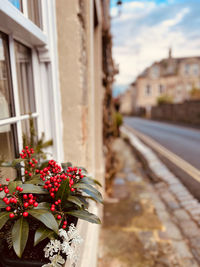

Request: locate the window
(8, 0), (42, 29)
(0, 31), (38, 178)
(159, 84), (164, 94)
(184, 64), (190, 75)
(192, 64), (199, 76)
(145, 84), (151, 96)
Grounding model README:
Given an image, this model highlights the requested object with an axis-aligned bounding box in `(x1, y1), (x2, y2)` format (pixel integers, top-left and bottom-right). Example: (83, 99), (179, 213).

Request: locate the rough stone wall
(151, 100), (200, 125)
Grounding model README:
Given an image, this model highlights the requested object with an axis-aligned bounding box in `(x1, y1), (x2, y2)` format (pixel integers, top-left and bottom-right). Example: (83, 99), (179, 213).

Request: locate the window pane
(21, 118), (38, 146)
(0, 32), (14, 119)
(8, 0), (22, 11)
(0, 124), (17, 181)
(15, 41), (36, 115)
(27, 0), (43, 29)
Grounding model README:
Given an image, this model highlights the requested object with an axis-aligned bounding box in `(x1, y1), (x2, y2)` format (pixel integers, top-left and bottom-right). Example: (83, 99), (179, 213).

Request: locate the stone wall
(151, 100), (200, 125)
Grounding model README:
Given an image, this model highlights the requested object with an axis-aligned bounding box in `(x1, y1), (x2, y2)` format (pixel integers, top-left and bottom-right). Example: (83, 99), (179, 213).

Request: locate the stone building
(134, 50), (200, 116)
(0, 0), (114, 266)
(120, 82), (137, 115)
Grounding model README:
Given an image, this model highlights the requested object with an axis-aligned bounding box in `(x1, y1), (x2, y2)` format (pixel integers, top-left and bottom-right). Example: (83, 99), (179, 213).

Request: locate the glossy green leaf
(34, 226), (54, 246)
(12, 217), (29, 258)
(29, 209), (58, 233)
(81, 177), (102, 187)
(73, 183), (103, 203)
(0, 212), (10, 230)
(66, 210), (101, 224)
(25, 175), (44, 185)
(21, 184), (47, 194)
(34, 202), (50, 210)
(56, 179), (70, 202)
(0, 199), (7, 209)
(61, 162), (72, 169)
(67, 195), (84, 208)
(8, 181), (21, 194)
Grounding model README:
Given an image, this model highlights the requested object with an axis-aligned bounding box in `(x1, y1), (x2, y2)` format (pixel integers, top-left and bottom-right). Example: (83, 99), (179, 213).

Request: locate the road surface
(124, 117), (200, 199)
(125, 117), (200, 170)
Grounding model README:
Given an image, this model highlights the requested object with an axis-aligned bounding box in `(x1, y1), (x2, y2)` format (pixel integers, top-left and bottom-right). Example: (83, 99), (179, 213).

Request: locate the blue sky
(111, 0), (200, 96)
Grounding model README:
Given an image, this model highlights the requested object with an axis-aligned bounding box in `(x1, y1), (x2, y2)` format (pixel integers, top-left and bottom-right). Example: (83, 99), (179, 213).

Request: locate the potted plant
(0, 145), (102, 267)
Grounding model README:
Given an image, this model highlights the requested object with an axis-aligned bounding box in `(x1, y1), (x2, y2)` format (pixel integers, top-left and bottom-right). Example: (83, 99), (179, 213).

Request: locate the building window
(184, 64), (190, 75)
(145, 84), (151, 96)
(192, 64), (199, 76)
(8, 0), (22, 11)
(159, 84), (164, 94)
(0, 31), (38, 170)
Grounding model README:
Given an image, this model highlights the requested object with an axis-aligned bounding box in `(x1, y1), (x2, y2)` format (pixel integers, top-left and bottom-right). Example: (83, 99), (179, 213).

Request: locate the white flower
(42, 255), (65, 267)
(59, 228), (68, 241)
(44, 240), (61, 258)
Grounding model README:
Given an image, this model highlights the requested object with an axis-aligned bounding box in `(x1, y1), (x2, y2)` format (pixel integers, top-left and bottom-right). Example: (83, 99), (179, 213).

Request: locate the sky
(110, 0), (200, 96)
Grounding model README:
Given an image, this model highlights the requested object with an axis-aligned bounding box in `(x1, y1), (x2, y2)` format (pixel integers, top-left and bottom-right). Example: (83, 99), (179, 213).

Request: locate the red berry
(28, 194), (33, 199)
(23, 194), (28, 199)
(57, 199), (61, 204)
(55, 201), (58, 205)
(6, 206), (11, 211)
(24, 202), (29, 208)
(71, 188), (75, 192)
(9, 213), (15, 218)
(28, 173), (32, 177)
(33, 202), (38, 207)
(4, 188), (9, 194)
(19, 187), (23, 192)
(23, 212), (28, 217)
(6, 178), (10, 182)
(29, 199), (34, 205)
(25, 146), (28, 149)
(25, 170), (28, 174)
(50, 193), (55, 198)
(57, 215), (61, 220)
(51, 207), (55, 211)
(62, 225), (66, 229)
(3, 197), (8, 203)
(16, 186), (20, 191)
(0, 188), (3, 192)
(63, 220), (67, 225)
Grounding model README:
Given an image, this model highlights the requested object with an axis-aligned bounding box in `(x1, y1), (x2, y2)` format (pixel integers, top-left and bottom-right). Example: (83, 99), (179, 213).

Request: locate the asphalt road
(124, 117), (200, 170)
(124, 117), (200, 199)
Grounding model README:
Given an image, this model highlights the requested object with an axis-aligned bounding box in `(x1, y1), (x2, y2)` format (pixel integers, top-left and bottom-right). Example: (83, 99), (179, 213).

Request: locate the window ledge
(0, 0), (47, 46)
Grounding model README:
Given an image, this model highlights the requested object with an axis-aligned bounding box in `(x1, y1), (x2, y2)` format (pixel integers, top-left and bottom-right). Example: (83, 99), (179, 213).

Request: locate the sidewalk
(98, 137), (199, 267)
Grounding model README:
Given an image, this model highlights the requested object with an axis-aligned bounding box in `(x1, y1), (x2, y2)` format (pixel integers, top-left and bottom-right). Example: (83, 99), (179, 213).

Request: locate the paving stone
(165, 222), (183, 240)
(182, 258), (199, 267)
(190, 236), (200, 250)
(173, 209), (191, 221)
(191, 248), (200, 264)
(179, 220), (199, 238)
(157, 210), (170, 221)
(172, 241), (193, 258)
(158, 230), (169, 240)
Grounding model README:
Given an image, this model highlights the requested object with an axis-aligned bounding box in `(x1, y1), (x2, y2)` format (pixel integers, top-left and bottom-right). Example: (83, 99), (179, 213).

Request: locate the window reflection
(8, 0), (22, 11)
(14, 41), (36, 115)
(27, 0), (43, 29)
(0, 124), (17, 180)
(0, 32), (14, 119)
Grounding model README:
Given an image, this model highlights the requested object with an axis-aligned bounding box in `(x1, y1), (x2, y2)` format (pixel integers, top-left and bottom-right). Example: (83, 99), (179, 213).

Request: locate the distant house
(134, 50), (200, 116)
(119, 82), (137, 115)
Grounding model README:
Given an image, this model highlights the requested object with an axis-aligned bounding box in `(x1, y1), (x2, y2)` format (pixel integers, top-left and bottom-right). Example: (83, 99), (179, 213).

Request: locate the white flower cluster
(42, 224), (83, 267)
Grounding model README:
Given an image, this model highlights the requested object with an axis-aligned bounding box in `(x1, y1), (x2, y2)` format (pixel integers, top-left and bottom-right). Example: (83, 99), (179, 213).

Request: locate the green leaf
(66, 210), (101, 224)
(12, 217), (29, 258)
(0, 212), (10, 230)
(56, 179), (70, 202)
(29, 209), (58, 233)
(34, 226), (54, 246)
(61, 162), (72, 168)
(34, 202), (50, 210)
(81, 177), (102, 187)
(67, 196), (84, 208)
(38, 160), (49, 170)
(0, 200), (7, 209)
(8, 181), (21, 194)
(73, 183), (103, 203)
(21, 184), (48, 194)
(25, 175), (44, 185)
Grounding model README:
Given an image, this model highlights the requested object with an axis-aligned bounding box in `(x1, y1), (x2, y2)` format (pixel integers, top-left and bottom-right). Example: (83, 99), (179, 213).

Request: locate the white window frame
(0, 0), (63, 162)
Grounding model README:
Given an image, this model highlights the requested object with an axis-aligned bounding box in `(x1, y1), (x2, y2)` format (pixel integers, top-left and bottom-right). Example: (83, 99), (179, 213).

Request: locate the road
(124, 117), (200, 198)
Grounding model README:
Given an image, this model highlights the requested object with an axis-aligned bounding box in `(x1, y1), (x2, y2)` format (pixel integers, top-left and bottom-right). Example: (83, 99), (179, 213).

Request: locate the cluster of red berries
(50, 199), (68, 229)
(2, 185), (39, 219)
(20, 146), (34, 159)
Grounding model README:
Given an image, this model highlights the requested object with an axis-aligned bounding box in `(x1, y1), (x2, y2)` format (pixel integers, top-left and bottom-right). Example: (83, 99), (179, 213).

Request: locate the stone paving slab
(121, 126), (200, 266)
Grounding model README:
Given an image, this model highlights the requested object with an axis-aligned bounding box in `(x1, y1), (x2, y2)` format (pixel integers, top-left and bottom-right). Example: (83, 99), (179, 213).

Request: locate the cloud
(111, 0), (200, 94)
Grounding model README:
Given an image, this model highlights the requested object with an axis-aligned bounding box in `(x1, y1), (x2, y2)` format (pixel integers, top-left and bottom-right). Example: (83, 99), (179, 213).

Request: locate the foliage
(157, 94), (173, 105)
(0, 146), (102, 263)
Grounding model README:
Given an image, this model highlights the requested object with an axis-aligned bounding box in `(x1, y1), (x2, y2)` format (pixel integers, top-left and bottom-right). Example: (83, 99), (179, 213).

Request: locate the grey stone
(165, 221), (183, 240)
(173, 209), (191, 221)
(179, 220), (199, 238)
(172, 241), (193, 258)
